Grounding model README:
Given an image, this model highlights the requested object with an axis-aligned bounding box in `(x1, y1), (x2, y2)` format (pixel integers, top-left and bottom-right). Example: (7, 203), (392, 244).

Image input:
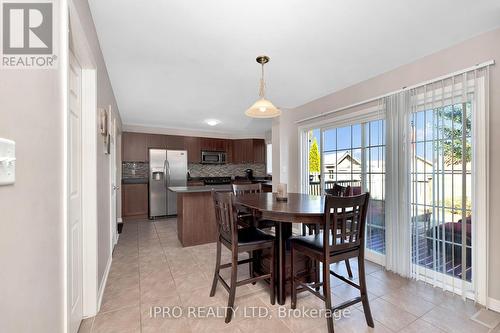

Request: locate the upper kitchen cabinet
(166, 135), (185, 150)
(185, 137), (201, 163)
(232, 139), (252, 164)
(252, 139), (266, 164)
(122, 132), (148, 162)
(200, 138), (227, 151)
(147, 134), (167, 149)
(232, 139), (266, 164)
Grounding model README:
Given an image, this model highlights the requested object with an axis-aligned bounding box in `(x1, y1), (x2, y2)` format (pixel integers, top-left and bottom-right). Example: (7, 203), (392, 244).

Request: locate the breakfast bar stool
(290, 193), (374, 333)
(210, 191), (276, 323)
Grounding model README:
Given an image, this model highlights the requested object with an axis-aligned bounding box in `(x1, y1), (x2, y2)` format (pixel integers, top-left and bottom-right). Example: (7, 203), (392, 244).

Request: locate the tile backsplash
(188, 163), (266, 178)
(122, 162), (267, 179)
(122, 162), (149, 179)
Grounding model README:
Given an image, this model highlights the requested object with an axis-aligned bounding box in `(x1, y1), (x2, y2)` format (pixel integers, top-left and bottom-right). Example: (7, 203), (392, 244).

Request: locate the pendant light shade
(245, 98), (281, 118)
(245, 55), (281, 118)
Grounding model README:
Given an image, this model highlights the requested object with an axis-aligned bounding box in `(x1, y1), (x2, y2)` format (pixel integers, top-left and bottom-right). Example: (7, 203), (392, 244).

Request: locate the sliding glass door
(411, 102), (472, 283)
(305, 119), (386, 256)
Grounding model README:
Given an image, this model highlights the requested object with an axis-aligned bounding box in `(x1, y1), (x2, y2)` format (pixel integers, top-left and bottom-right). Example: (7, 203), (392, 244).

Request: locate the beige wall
(71, 0), (122, 288)
(275, 27), (500, 300)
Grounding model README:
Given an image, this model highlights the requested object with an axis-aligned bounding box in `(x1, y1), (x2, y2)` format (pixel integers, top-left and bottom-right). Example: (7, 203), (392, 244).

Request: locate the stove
(203, 177), (232, 185)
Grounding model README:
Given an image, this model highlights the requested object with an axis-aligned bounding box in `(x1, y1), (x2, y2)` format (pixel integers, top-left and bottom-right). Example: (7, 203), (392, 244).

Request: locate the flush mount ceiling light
(245, 55), (281, 118)
(205, 119), (221, 126)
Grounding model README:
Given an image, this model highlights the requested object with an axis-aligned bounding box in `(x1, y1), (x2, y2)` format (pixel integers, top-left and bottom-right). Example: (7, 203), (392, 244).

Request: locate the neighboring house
(323, 151), (361, 181)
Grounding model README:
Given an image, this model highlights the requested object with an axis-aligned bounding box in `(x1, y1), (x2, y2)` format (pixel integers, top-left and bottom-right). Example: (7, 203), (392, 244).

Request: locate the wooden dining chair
(325, 183), (351, 197)
(210, 191), (276, 323)
(303, 183), (354, 278)
(232, 183), (275, 230)
(290, 193), (374, 333)
(302, 184), (352, 235)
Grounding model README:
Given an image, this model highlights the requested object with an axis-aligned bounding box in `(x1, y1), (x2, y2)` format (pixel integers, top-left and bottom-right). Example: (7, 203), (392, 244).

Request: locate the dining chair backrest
(212, 191), (238, 243)
(323, 193), (370, 254)
(232, 183), (262, 196)
(325, 183), (351, 197)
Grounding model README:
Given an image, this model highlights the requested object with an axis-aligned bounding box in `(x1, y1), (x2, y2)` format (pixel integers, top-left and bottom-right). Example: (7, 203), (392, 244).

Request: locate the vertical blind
(384, 66), (490, 302)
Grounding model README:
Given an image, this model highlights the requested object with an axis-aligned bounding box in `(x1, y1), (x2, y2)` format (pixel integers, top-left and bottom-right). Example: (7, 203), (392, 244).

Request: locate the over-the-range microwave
(201, 151), (226, 164)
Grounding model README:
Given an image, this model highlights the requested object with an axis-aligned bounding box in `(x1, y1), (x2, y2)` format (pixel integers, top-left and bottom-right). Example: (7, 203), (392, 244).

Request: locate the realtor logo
(1, 1), (57, 68)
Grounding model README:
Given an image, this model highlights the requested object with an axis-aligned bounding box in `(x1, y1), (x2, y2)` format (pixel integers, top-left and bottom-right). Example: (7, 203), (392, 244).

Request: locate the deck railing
(308, 180), (362, 195)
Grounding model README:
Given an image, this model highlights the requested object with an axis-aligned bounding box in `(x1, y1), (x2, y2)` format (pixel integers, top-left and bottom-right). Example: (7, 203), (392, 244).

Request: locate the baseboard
(488, 297), (500, 313)
(97, 254), (113, 312)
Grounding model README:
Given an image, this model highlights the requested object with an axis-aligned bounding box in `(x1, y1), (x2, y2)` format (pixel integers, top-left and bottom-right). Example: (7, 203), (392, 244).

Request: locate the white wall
(274, 27), (500, 301)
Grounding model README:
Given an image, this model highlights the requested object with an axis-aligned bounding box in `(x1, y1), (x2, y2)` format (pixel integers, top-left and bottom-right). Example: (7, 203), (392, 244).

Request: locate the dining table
(234, 192), (325, 305)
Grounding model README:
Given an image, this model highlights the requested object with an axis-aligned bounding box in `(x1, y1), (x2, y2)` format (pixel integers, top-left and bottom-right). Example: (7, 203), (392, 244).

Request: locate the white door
(68, 51), (83, 333)
(110, 118), (118, 248)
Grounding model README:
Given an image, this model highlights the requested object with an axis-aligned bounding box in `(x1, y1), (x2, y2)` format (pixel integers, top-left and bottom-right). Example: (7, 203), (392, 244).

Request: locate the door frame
(65, 2), (100, 329)
(110, 117), (118, 250)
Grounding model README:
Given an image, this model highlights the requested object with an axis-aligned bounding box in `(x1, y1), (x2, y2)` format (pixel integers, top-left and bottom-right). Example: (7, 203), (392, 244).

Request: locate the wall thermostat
(0, 138), (16, 186)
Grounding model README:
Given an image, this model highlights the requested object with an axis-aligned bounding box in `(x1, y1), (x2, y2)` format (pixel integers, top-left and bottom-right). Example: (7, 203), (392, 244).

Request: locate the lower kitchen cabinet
(122, 183), (148, 218)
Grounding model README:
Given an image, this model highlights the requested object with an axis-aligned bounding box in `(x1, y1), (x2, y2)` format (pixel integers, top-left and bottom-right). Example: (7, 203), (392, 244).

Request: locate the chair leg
(358, 256), (374, 328)
(225, 250), (238, 323)
(210, 240), (221, 297)
(323, 259), (334, 333)
(269, 243), (275, 305)
(302, 224), (307, 236)
(345, 259), (353, 278)
(249, 250), (256, 284)
(290, 243), (297, 309)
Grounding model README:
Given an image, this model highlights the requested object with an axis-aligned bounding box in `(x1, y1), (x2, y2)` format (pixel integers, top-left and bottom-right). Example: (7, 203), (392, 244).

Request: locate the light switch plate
(0, 138), (15, 186)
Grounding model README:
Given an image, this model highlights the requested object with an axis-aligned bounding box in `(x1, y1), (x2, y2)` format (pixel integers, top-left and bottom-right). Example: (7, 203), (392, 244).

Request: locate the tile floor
(78, 218), (498, 333)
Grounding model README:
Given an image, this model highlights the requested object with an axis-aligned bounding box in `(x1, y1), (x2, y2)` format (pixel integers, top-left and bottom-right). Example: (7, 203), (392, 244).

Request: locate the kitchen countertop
(168, 185), (233, 193)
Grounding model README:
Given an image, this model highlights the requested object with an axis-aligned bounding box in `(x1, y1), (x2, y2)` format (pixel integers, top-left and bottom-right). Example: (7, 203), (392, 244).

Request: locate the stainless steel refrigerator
(149, 149), (187, 218)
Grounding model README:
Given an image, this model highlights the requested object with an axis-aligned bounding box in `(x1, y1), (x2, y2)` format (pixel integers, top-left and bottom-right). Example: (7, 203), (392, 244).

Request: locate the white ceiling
(88, 0), (500, 136)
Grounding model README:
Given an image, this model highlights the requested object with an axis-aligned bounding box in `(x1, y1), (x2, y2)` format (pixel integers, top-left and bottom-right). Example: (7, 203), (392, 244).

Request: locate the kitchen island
(168, 185), (232, 247)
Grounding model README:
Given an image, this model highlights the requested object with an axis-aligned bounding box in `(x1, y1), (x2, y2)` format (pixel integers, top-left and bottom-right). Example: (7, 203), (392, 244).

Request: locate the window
(266, 143), (272, 175)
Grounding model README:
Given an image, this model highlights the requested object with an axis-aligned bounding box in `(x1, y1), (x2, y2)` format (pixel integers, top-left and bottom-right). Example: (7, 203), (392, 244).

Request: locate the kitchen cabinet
(166, 135), (185, 150)
(122, 183), (148, 218)
(122, 132), (265, 165)
(200, 138), (226, 151)
(122, 132), (148, 162)
(147, 134), (166, 149)
(233, 139), (265, 163)
(253, 139), (266, 163)
(185, 137), (201, 163)
(225, 140), (234, 163)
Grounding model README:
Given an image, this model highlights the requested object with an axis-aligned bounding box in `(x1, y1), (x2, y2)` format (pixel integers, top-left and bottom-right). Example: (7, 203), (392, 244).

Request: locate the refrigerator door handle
(165, 160), (170, 188)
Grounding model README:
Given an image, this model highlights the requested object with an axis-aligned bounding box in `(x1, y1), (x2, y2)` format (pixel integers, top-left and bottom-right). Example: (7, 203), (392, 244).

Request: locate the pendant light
(245, 55), (281, 118)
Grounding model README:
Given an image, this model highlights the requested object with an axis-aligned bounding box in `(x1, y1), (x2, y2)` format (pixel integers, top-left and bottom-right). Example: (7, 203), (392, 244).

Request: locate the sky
(309, 120), (384, 156)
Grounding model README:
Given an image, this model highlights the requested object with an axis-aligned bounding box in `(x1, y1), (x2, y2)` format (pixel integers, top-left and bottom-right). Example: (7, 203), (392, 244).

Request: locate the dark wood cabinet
(225, 140), (234, 163)
(233, 139), (265, 163)
(253, 139), (266, 163)
(185, 137), (201, 163)
(200, 138), (227, 151)
(123, 132), (265, 165)
(122, 183), (148, 218)
(166, 135), (185, 150)
(147, 134), (166, 149)
(122, 132), (148, 162)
